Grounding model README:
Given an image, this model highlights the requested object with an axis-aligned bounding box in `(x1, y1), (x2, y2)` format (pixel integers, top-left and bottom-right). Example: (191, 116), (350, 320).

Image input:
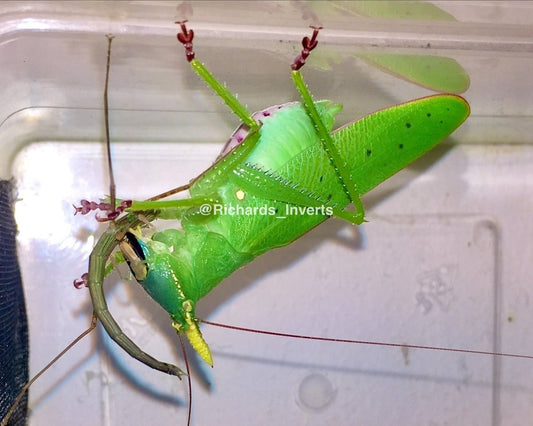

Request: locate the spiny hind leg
(290, 26), (365, 224)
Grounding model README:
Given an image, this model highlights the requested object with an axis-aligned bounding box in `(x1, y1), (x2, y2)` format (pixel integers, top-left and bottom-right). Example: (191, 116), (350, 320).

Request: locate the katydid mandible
(77, 22), (470, 376)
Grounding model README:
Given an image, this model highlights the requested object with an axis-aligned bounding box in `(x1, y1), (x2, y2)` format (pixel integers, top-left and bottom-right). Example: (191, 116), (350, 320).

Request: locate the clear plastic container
(3, 1), (533, 425)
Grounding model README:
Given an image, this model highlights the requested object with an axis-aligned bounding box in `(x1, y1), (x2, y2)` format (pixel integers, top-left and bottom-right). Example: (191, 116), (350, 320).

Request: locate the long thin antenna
(202, 319), (533, 361)
(104, 35), (116, 211)
(1, 314), (98, 426)
(178, 333), (193, 426)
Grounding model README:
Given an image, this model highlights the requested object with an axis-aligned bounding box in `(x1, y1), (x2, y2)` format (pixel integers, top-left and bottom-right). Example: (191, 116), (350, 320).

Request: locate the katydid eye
(120, 232), (148, 281)
(124, 232), (145, 260)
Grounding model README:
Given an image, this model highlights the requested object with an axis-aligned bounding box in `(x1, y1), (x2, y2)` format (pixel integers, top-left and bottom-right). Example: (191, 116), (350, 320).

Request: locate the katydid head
(118, 227), (214, 367)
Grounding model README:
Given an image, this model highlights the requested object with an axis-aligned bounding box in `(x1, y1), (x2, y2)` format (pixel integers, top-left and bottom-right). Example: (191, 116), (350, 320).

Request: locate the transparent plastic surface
(2, 2), (533, 425)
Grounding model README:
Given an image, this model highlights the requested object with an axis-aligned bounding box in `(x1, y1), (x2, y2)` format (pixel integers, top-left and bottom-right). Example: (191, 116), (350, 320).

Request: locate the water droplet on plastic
(297, 373), (336, 412)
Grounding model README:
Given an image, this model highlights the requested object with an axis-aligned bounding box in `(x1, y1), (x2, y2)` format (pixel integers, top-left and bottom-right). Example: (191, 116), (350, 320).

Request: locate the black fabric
(0, 180), (28, 425)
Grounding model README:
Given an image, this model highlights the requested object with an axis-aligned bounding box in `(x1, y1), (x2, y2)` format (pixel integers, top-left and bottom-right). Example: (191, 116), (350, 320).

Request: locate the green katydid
(76, 21), (473, 422)
(74, 21), (470, 377)
(10, 21), (529, 426)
